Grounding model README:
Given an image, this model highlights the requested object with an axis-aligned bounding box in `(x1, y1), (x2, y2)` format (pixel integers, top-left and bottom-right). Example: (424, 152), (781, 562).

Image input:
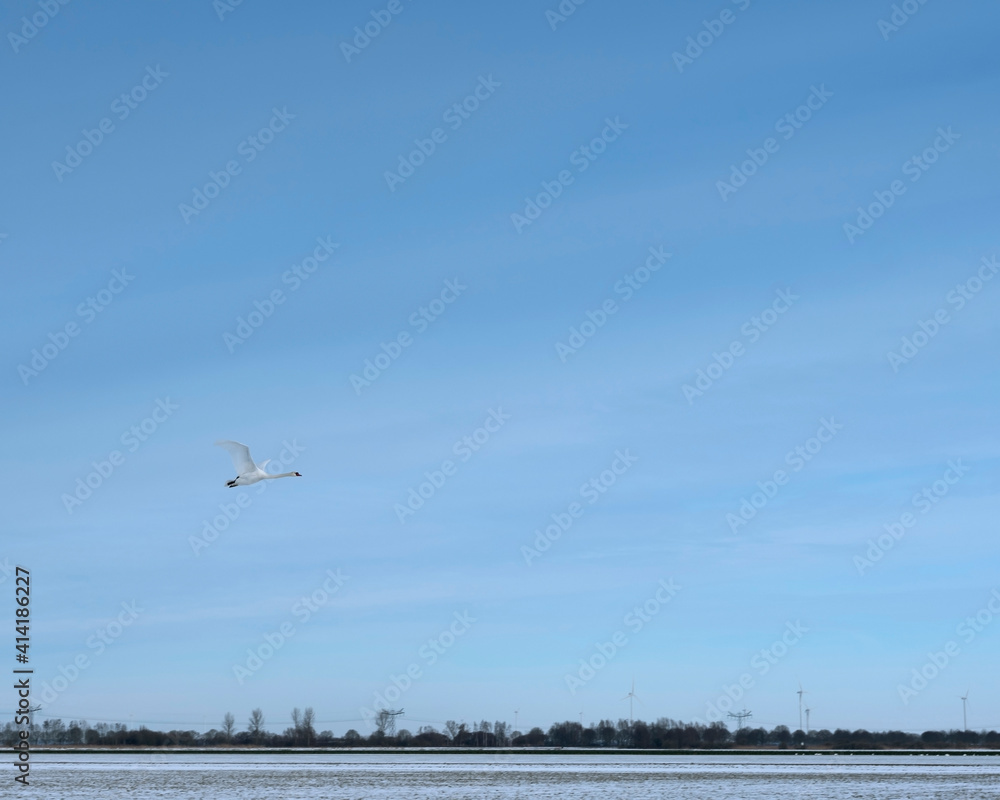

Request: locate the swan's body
(215, 440), (301, 487)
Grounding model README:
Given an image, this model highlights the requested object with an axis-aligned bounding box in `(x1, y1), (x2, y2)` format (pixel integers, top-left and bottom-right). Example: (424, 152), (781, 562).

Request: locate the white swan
(215, 440), (302, 487)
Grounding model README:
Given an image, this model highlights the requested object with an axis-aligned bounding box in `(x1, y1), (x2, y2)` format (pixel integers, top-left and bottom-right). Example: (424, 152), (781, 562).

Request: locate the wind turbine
(622, 679), (640, 725)
(805, 707), (811, 734)
(514, 709), (519, 735)
(960, 690), (969, 731)
(796, 683), (808, 731)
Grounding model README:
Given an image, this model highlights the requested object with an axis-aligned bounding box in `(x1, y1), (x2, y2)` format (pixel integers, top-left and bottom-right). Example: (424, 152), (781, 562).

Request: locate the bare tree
(615, 718), (633, 748)
(222, 713), (235, 743)
(302, 708), (316, 746)
(477, 720), (492, 747)
(444, 720), (459, 742)
(344, 729), (362, 744)
(494, 721), (509, 746)
(288, 708), (302, 745)
(248, 709), (265, 745)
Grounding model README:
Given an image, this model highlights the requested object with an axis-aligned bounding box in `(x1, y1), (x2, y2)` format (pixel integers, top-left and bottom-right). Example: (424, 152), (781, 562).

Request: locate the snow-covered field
(22, 753), (1000, 798)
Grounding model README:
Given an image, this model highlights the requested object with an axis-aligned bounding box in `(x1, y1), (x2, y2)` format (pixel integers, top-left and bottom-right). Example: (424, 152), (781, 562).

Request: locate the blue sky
(2, 0), (998, 736)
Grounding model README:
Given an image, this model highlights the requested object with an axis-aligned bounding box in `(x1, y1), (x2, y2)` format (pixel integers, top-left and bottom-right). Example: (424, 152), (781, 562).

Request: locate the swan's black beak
(293, 472), (302, 477)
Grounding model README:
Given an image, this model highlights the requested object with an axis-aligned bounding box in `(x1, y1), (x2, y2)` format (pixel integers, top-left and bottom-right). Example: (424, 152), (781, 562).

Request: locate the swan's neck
(264, 472), (297, 479)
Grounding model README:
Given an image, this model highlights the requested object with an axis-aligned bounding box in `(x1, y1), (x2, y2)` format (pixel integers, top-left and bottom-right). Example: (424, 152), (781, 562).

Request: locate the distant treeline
(4, 710), (999, 750)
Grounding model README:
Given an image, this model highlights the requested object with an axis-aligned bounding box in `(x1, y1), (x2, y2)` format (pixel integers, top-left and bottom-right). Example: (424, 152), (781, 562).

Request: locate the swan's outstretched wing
(215, 440), (257, 475)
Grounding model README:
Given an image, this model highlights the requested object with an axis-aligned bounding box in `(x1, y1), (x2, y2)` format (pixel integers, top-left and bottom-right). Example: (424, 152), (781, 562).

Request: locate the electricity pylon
(727, 709), (752, 732)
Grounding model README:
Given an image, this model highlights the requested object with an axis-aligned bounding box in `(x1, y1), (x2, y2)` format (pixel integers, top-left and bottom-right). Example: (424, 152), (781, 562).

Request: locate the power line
(8, 711), (999, 736)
